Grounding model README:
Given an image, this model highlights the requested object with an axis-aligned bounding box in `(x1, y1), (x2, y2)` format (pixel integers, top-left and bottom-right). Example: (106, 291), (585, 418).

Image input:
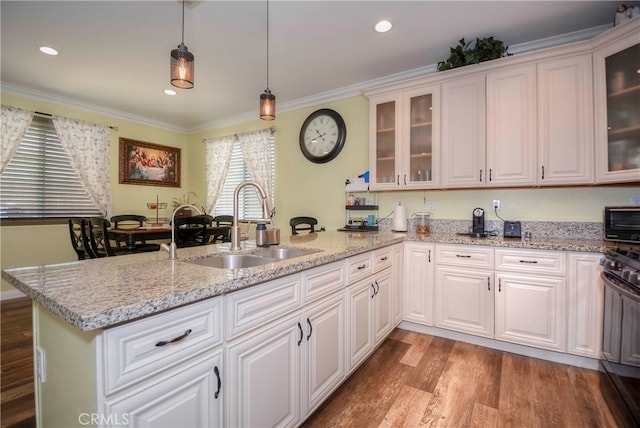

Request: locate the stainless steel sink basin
(190, 254), (279, 269)
(249, 246), (321, 260)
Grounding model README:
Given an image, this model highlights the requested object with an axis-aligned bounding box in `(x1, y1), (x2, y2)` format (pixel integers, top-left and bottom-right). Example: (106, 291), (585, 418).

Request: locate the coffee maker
(472, 207), (486, 237)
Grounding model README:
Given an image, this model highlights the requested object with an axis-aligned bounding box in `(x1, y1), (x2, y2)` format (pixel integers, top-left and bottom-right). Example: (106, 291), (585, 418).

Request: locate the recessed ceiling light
(164, 89), (177, 96)
(375, 20), (392, 33)
(39, 46), (58, 56)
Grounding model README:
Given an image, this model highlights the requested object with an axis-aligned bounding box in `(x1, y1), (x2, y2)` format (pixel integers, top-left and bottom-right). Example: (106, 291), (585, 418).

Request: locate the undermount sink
(249, 246), (321, 260)
(188, 246), (322, 270)
(189, 254), (279, 269)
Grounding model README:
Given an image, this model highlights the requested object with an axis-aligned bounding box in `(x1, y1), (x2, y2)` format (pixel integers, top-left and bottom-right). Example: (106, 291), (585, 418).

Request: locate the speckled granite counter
(2, 231), (604, 332)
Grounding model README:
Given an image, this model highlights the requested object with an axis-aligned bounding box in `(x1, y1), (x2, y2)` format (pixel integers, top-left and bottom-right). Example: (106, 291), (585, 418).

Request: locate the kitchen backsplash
(378, 218), (603, 241)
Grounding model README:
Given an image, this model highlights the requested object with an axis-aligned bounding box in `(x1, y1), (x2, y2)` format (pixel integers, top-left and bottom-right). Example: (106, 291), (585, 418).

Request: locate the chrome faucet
(161, 204), (203, 259)
(231, 180), (274, 251)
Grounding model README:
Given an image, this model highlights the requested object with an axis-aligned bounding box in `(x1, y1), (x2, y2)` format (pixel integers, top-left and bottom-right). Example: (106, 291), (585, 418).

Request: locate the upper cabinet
(594, 21), (640, 183)
(369, 85), (440, 190)
(366, 18), (640, 190)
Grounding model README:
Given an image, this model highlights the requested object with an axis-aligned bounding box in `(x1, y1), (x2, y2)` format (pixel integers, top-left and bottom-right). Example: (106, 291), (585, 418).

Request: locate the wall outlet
(427, 200), (435, 211)
(492, 199), (501, 211)
(36, 347), (46, 383)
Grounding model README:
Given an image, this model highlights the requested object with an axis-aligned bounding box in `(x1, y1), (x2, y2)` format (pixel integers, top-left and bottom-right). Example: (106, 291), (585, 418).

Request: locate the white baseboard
(398, 321), (600, 371)
(1, 289), (27, 301)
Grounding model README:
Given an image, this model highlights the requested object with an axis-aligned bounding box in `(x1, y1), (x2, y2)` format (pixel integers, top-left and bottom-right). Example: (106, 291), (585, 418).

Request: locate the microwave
(604, 206), (640, 243)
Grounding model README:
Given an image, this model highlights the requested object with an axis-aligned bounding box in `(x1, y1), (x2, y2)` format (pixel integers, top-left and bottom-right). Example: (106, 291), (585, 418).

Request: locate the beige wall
(2, 92), (638, 294)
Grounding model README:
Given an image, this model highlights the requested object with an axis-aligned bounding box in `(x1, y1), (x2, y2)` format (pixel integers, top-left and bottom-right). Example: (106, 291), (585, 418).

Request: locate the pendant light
(170, 0), (194, 89)
(260, 0), (275, 120)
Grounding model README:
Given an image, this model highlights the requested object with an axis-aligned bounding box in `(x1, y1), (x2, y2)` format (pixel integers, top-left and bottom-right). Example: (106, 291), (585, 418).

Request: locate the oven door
(601, 271), (640, 427)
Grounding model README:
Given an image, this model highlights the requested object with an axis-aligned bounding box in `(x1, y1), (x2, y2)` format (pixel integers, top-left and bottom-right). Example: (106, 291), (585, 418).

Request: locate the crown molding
(1, 83), (187, 134)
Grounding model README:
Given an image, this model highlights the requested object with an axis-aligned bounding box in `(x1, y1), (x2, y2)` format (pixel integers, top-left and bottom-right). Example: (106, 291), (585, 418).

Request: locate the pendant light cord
(181, 0), (185, 44)
(266, 0), (270, 89)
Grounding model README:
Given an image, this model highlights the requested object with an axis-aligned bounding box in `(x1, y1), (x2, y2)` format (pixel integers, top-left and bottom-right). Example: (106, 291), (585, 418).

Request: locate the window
(213, 136), (275, 220)
(0, 116), (101, 220)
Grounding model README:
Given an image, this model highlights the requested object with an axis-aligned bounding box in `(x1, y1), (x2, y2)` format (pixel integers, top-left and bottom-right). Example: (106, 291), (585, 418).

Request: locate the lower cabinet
(104, 350), (223, 427)
(226, 293), (346, 428)
(403, 242), (435, 325)
(435, 266), (494, 338)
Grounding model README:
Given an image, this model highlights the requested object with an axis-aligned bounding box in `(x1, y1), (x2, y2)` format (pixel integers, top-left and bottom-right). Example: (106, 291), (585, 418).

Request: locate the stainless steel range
(600, 219), (640, 426)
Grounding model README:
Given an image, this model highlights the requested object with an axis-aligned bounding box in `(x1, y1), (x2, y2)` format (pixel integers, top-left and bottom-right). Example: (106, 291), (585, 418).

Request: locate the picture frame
(119, 138), (181, 187)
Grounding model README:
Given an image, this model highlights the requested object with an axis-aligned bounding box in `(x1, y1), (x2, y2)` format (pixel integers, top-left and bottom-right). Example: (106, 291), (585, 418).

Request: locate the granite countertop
(1, 231), (604, 332)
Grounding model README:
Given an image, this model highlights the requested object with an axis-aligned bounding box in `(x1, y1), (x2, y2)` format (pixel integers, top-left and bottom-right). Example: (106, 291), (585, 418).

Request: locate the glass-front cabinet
(369, 85), (440, 190)
(594, 27), (640, 183)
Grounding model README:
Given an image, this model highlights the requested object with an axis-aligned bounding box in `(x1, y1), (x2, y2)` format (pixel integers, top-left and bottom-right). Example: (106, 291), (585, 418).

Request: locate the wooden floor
(0, 299), (618, 428)
(1, 298), (35, 428)
(304, 328), (618, 428)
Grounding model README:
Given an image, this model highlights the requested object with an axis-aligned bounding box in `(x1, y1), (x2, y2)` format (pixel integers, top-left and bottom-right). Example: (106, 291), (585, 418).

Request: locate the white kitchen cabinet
(226, 312), (301, 428)
(347, 276), (375, 371)
(434, 245), (494, 338)
(369, 85), (440, 190)
(403, 242), (435, 325)
(567, 252), (603, 358)
(494, 249), (566, 352)
(104, 350), (223, 428)
(441, 73), (486, 188)
(486, 63), (537, 186)
(537, 54), (594, 185)
(435, 266), (494, 338)
(391, 243), (404, 326)
(373, 269), (393, 344)
(593, 19), (640, 183)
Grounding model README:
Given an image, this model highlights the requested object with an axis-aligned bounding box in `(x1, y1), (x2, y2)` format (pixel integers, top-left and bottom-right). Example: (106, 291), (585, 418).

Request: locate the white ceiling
(0, 1), (630, 133)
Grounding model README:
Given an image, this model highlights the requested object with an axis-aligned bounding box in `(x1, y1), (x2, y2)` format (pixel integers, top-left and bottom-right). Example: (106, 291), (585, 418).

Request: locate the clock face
(299, 109), (346, 163)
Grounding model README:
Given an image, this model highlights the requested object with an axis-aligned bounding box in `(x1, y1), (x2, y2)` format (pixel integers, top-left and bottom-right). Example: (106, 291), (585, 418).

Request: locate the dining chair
(68, 218), (95, 260)
(211, 215), (233, 243)
(174, 215), (214, 248)
(289, 216), (318, 235)
(110, 214), (160, 252)
(87, 217), (129, 257)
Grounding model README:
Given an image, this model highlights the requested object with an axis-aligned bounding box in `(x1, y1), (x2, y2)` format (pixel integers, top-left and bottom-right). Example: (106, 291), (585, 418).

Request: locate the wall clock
(299, 108), (346, 163)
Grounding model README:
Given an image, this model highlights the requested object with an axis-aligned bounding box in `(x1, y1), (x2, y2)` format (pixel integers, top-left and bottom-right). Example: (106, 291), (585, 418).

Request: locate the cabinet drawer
(347, 252), (374, 284)
(225, 273), (302, 340)
(435, 245), (494, 269)
(373, 246), (393, 272)
(303, 260), (346, 304)
(495, 249), (566, 275)
(101, 297), (222, 396)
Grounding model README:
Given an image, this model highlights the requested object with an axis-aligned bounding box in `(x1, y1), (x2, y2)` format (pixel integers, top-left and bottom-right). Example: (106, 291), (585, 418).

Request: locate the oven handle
(602, 271), (640, 303)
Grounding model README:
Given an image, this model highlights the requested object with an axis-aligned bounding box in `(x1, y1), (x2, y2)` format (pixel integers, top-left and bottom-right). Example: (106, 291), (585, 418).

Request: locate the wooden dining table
(108, 226), (231, 252)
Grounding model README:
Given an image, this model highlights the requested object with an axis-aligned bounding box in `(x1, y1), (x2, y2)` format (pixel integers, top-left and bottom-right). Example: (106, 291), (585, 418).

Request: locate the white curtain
(204, 135), (235, 214)
(53, 117), (113, 218)
(0, 105), (34, 173)
(239, 128), (274, 220)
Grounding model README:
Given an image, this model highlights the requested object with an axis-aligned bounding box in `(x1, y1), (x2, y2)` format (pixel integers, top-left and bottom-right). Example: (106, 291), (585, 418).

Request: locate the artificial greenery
(437, 37), (511, 72)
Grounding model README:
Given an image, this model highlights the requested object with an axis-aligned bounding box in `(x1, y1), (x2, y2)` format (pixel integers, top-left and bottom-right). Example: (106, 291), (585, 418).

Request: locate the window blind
(0, 116), (102, 219)
(213, 136), (275, 220)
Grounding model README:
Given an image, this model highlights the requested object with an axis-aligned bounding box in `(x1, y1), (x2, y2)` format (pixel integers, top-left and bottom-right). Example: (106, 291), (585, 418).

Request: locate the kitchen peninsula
(2, 231), (604, 427)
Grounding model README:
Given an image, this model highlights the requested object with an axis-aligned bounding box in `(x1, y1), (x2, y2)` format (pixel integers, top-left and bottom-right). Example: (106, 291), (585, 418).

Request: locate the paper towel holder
(392, 202), (407, 232)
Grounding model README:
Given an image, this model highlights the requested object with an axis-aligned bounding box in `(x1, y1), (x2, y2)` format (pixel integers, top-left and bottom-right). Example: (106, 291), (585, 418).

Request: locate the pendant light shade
(260, 88), (276, 120)
(259, 0), (275, 120)
(170, 1), (194, 89)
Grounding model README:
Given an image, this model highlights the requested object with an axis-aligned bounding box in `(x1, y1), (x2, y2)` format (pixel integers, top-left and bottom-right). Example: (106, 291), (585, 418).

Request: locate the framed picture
(119, 138), (181, 187)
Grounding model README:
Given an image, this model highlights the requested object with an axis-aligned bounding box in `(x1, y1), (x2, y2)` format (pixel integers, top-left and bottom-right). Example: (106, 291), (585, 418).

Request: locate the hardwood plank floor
(1, 298), (35, 428)
(303, 328), (618, 428)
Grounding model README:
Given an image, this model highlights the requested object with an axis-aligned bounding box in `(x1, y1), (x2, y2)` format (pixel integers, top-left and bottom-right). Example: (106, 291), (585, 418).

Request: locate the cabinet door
(401, 86), (440, 188)
(435, 266), (494, 338)
(370, 94), (402, 189)
(495, 273), (566, 351)
(104, 350), (223, 428)
(227, 314), (301, 428)
(373, 269), (393, 344)
(347, 278), (374, 372)
(391, 244), (403, 326)
(441, 73), (486, 188)
(538, 54), (594, 185)
(403, 243), (435, 325)
(486, 64), (537, 186)
(302, 295), (346, 417)
(567, 253), (603, 358)
(594, 26), (640, 183)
